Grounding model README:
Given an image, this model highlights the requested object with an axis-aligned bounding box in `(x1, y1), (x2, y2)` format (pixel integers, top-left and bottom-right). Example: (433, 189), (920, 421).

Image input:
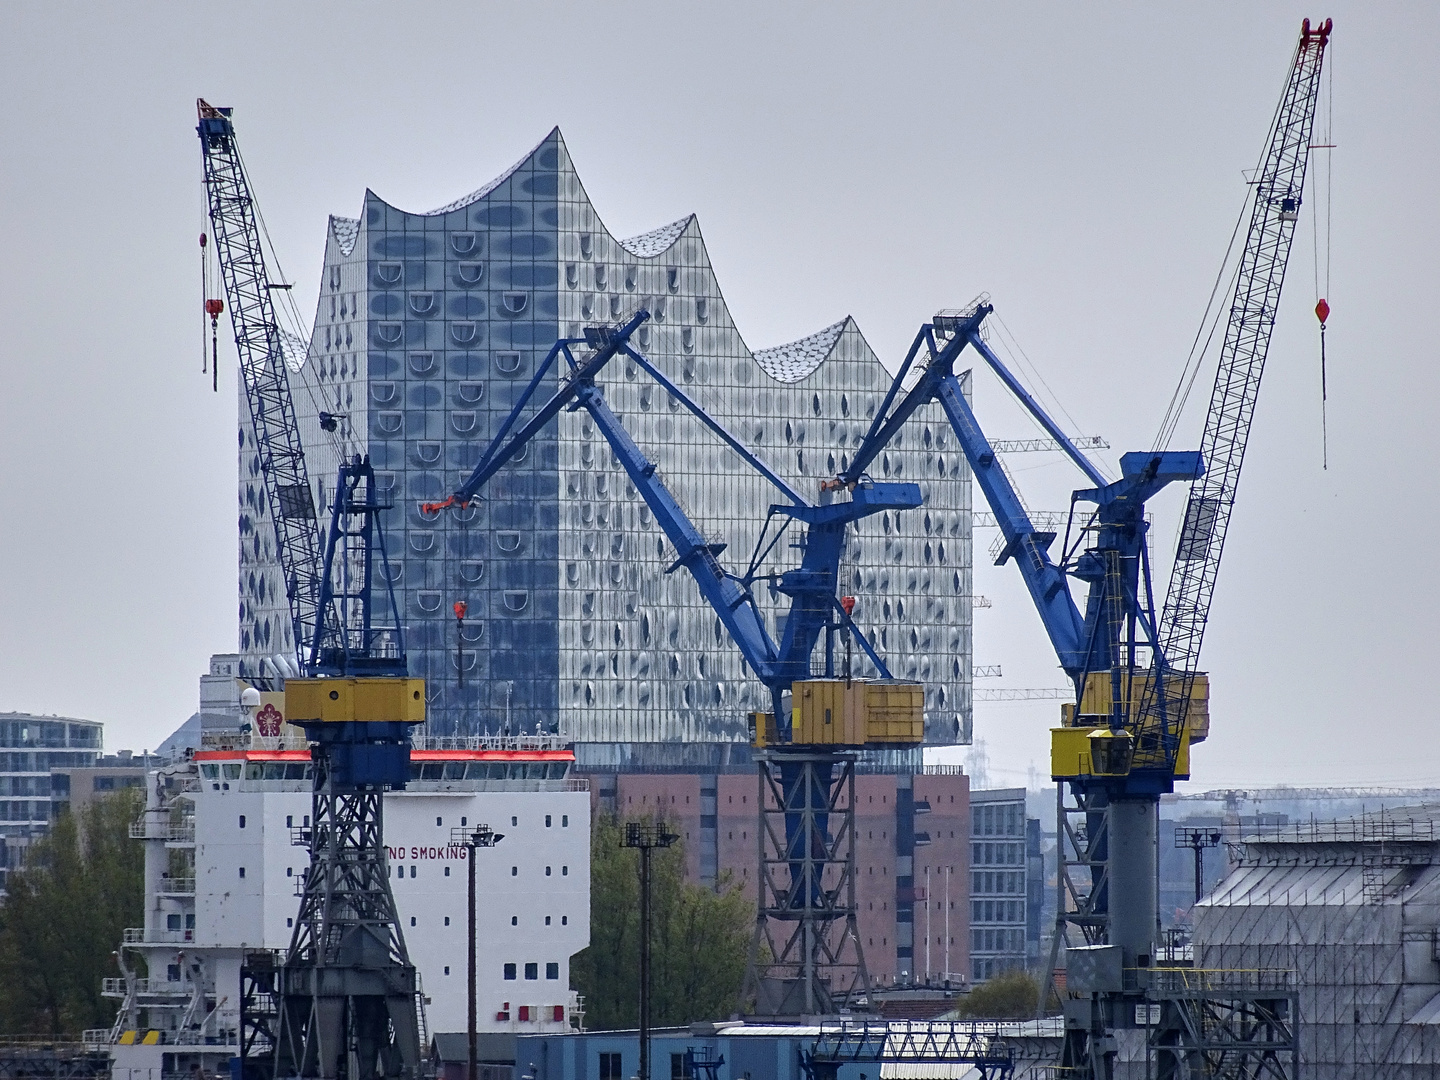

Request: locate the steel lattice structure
(747, 749), (868, 1015)
(1138, 21), (1332, 768)
(198, 100), (326, 672)
(266, 744), (422, 1080)
(803, 1020), (1016, 1080)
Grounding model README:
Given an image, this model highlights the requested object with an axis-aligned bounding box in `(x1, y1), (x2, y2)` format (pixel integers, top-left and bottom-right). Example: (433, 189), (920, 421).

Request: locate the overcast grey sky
(1, 3), (1434, 788)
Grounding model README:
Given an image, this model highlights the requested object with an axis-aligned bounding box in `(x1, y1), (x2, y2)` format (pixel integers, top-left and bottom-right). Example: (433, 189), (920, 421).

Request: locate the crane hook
(1316, 298), (1330, 469)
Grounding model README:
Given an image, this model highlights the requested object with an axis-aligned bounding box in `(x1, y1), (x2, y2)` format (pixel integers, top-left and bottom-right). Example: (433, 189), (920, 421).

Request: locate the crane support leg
(745, 748), (867, 1015)
(1106, 798), (1158, 969)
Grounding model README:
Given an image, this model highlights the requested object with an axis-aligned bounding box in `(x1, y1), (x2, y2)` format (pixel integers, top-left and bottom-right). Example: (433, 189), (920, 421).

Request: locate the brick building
(591, 766), (970, 984)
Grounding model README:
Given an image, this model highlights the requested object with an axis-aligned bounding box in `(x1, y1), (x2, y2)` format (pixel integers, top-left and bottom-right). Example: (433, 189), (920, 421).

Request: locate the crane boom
(197, 100), (324, 671)
(1140, 18), (1332, 758)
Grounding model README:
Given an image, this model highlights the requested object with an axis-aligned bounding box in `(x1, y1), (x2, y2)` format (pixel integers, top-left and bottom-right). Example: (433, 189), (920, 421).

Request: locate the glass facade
(969, 788), (1031, 981)
(238, 129), (973, 757)
(0, 713), (103, 889)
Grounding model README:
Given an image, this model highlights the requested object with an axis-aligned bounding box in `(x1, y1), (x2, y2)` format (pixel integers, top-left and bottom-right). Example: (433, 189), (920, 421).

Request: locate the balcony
(913, 798), (933, 814)
(123, 927), (194, 945)
(101, 977), (189, 998)
(129, 819), (195, 843)
(156, 876), (195, 895)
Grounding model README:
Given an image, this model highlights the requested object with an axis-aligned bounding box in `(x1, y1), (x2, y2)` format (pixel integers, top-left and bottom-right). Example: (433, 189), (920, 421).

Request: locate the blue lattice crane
(425, 311), (928, 1015)
(841, 18), (1331, 1079)
(198, 101), (427, 1080)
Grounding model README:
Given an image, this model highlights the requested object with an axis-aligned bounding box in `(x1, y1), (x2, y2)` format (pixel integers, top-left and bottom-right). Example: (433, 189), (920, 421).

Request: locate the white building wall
(189, 772), (589, 1034)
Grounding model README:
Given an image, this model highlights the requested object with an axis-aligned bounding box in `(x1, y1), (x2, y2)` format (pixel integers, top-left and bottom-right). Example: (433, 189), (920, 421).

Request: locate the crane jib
(197, 100), (325, 676)
(1139, 19), (1332, 765)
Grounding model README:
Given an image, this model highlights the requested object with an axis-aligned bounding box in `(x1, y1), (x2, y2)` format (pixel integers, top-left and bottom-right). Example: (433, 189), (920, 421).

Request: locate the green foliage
(0, 789), (145, 1033)
(571, 815), (754, 1029)
(955, 968), (1040, 1019)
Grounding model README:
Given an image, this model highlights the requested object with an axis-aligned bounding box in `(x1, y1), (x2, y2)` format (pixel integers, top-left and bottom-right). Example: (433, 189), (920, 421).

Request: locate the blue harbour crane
(843, 19), (1331, 1079)
(425, 312), (929, 1016)
(199, 100), (427, 1080)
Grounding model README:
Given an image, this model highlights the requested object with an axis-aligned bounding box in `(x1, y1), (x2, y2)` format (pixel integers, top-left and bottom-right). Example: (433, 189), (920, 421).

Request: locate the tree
(955, 968), (1040, 1019)
(571, 815), (753, 1029)
(0, 789), (145, 1033)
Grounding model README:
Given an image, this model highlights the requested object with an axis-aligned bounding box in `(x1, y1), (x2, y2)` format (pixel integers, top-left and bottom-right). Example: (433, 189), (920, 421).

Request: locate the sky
(1, 3), (1435, 789)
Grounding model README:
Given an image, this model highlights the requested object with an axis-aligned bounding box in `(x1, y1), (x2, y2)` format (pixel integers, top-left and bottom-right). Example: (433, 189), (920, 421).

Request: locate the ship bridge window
(201, 765), (219, 780)
(222, 764), (241, 780)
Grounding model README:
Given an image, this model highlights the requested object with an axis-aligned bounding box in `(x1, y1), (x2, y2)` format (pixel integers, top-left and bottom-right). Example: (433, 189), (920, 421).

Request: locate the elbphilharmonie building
(236, 129), (973, 768)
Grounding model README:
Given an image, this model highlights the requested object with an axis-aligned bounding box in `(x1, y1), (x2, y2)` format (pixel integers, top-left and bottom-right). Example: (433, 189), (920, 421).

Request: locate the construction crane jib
(197, 101), (325, 678)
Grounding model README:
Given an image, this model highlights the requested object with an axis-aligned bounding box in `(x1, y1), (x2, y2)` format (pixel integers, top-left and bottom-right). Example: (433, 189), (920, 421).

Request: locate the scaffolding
(1193, 807), (1440, 1078)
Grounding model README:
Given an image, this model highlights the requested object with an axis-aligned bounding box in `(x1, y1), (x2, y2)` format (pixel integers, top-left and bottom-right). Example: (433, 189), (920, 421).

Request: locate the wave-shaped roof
(330, 215), (359, 257)
(425, 130), (556, 216)
(753, 318), (850, 383)
(344, 128), (873, 389)
(619, 216), (693, 258)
